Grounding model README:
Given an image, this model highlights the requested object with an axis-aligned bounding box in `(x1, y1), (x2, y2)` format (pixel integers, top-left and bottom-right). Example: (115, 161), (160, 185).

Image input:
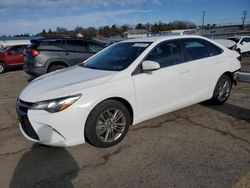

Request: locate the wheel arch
(108, 97), (134, 125)
(47, 61), (69, 72)
(223, 71), (235, 86)
(87, 97), (134, 126)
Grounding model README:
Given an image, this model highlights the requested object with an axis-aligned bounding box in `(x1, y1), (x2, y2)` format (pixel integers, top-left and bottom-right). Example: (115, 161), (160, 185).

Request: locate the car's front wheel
(85, 100), (131, 148)
(0, 62), (6, 74)
(211, 74), (232, 105)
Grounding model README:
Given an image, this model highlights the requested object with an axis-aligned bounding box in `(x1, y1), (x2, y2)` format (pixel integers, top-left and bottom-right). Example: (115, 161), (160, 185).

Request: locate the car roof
(30, 37), (96, 42)
(121, 35), (209, 43)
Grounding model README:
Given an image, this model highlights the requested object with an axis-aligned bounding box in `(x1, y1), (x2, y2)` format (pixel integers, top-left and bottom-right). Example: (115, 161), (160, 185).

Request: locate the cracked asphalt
(0, 70), (250, 188)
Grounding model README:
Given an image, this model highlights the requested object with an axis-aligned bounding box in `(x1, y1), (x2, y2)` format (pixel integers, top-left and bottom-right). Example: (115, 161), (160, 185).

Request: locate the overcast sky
(0, 0), (249, 35)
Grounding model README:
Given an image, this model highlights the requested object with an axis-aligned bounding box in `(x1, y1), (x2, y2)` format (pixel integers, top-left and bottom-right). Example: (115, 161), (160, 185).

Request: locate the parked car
(0, 44), (27, 73)
(23, 38), (105, 77)
(16, 35), (241, 148)
(228, 36), (250, 54)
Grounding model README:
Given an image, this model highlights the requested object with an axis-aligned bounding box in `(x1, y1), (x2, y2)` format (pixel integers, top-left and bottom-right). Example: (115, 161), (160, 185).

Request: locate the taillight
(28, 48), (40, 57)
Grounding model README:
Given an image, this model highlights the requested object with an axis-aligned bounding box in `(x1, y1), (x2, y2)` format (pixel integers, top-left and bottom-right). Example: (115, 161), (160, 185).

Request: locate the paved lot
(0, 70), (249, 188)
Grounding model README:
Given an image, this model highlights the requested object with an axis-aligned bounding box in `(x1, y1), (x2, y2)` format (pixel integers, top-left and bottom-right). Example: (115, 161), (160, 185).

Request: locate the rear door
(5, 46), (24, 66)
(36, 39), (67, 65)
(180, 38), (224, 102)
(65, 40), (92, 65)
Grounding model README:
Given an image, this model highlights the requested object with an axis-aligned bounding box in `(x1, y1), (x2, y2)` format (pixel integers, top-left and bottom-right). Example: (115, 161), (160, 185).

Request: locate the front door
(5, 46), (24, 66)
(132, 40), (190, 120)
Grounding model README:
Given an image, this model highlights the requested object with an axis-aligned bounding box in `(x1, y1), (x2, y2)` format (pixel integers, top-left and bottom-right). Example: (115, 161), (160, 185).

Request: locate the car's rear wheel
(211, 74), (232, 105)
(85, 100), (131, 148)
(0, 62), (6, 74)
(48, 64), (67, 73)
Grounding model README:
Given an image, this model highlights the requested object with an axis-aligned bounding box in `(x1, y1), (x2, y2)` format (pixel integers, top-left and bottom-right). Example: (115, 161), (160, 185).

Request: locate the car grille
(16, 99), (39, 140)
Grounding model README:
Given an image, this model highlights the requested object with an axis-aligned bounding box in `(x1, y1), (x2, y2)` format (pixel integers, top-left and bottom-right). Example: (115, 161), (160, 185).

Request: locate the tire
(0, 62), (6, 74)
(211, 74), (232, 105)
(85, 100), (131, 148)
(48, 64), (67, 73)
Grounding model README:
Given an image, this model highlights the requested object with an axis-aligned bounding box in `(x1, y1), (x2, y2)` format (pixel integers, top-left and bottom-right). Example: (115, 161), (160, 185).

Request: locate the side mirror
(142, 60), (160, 71)
(241, 41), (246, 45)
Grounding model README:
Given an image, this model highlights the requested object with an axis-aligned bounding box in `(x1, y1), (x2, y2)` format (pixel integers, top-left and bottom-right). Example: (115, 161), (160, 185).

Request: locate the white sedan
(16, 36), (241, 147)
(228, 36), (250, 54)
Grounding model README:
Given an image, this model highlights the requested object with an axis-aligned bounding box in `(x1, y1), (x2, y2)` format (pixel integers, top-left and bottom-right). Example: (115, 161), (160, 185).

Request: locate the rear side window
(206, 41), (223, 56)
(66, 40), (87, 52)
(87, 41), (104, 53)
(183, 39), (211, 61)
(37, 40), (66, 51)
(146, 40), (183, 68)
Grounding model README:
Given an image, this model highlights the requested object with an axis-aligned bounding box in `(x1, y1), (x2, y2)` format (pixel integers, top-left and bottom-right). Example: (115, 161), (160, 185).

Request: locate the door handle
(179, 69), (189, 74)
(64, 52), (69, 55)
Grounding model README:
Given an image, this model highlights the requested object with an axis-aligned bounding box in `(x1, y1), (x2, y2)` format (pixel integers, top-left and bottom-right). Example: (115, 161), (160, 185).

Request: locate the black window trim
(132, 39), (184, 76)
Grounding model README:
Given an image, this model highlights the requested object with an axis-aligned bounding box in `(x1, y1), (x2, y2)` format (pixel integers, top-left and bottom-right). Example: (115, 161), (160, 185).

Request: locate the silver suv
(24, 38), (105, 77)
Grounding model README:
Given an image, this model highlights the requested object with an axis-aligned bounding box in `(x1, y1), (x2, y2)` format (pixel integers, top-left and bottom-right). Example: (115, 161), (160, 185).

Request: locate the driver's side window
(145, 40), (183, 68)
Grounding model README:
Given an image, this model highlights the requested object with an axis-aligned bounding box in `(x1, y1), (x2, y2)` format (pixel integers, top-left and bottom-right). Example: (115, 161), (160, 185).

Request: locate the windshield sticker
(132, 43), (150, 47)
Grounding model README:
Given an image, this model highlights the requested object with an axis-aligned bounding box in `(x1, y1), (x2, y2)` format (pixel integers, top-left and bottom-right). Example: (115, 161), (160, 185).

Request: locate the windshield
(80, 42), (151, 71)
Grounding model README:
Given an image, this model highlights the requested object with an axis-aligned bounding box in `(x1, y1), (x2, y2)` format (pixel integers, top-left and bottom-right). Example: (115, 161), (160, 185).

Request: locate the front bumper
(16, 98), (88, 147)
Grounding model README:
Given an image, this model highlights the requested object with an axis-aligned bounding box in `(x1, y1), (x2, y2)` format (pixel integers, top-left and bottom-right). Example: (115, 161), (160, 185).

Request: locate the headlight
(30, 94), (82, 113)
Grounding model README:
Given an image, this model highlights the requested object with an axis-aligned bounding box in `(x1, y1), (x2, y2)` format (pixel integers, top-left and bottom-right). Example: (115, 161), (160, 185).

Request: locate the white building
(123, 29), (149, 39)
(0, 40), (30, 48)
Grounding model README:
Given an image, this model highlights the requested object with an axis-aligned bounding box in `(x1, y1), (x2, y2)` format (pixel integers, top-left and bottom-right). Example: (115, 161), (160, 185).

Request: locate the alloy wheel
(217, 78), (230, 102)
(96, 108), (126, 143)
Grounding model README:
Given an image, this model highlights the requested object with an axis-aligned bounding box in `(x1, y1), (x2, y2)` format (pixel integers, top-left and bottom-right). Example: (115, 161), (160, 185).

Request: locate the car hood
(19, 66), (118, 102)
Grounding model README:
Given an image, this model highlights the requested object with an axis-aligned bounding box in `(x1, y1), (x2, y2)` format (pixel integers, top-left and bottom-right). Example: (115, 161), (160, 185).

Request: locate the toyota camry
(16, 36), (241, 147)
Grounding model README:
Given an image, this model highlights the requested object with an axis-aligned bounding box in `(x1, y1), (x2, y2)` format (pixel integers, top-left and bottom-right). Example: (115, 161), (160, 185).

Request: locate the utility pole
(242, 10), (247, 29)
(202, 10), (205, 35)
